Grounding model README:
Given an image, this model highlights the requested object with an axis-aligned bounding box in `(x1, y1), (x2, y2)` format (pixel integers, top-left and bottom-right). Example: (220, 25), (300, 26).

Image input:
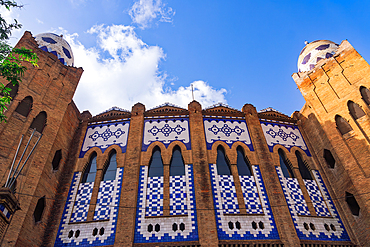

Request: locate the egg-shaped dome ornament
(298, 40), (339, 72)
(35, 33), (74, 66)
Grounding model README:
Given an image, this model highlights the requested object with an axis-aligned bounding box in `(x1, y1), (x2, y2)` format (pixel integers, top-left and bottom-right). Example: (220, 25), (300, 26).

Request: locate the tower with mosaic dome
(0, 31), (369, 247)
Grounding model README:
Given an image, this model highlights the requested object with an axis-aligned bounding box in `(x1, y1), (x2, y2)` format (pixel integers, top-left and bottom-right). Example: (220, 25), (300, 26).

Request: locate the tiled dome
(298, 40), (338, 72)
(35, 33), (74, 66)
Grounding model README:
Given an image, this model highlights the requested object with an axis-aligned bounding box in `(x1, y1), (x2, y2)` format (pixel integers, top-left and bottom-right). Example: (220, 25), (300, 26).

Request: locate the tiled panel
(134, 165), (198, 243)
(239, 175), (263, 214)
(145, 176), (164, 217)
(54, 168), (124, 246)
(276, 167), (350, 241)
(93, 180), (115, 221)
(203, 118), (254, 151)
(260, 121), (311, 156)
(218, 175), (240, 214)
(70, 182), (94, 223)
(210, 164), (279, 240)
(170, 175), (187, 216)
(142, 118), (191, 152)
(304, 179), (331, 217)
(285, 178), (310, 216)
(0, 203), (11, 219)
(80, 121), (130, 158)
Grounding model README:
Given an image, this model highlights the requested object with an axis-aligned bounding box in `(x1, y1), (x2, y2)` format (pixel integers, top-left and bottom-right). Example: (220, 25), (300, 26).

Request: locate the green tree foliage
(0, 0), (38, 122)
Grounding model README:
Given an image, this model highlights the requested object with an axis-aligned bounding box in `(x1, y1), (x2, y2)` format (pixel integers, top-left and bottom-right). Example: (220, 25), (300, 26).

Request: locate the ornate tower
(293, 39), (370, 246)
(0, 31), (83, 246)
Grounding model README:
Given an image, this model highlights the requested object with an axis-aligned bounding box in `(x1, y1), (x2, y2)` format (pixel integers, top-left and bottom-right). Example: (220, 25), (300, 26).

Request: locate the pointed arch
(323, 149), (335, 169)
(278, 149), (294, 178)
(102, 150), (117, 181)
(335, 115), (353, 135)
(295, 150), (312, 180)
(30, 111), (47, 133)
(348, 101), (365, 120)
(15, 96), (33, 117)
(216, 145), (231, 175)
(148, 146), (164, 177)
(170, 145), (185, 176)
(81, 152), (97, 183)
(360, 86), (370, 105)
(236, 146), (252, 176)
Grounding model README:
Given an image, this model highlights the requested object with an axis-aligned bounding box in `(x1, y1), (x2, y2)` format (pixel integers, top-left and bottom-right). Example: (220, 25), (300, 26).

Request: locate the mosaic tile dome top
(298, 40), (338, 72)
(35, 33), (74, 66)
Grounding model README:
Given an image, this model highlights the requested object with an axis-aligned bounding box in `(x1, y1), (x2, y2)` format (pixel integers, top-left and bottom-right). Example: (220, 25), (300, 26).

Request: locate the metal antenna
(191, 84), (194, 101)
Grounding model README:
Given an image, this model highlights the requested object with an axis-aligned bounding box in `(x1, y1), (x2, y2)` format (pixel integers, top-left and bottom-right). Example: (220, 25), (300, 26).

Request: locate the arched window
(148, 147), (163, 177)
(323, 149), (335, 169)
(335, 115), (353, 135)
(360, 86), (370, 105)
(102, 151), (117, 181)
(236, 146), (252, 176)
(1, 82), (19, 99)
(278, 149), (294, 178)
(170, 146), (185, 176)
(216, 146), (231, 175)
(34, 196), (45, 222)
(30, 111), (47, 133)
(345, 192), (360, 216)
(348, 101), (365, 120)
(15, 96), (33, 117)
(81, 153), (97, 183)
(52, 149), (62, 170)
(296, 151), (312, 180)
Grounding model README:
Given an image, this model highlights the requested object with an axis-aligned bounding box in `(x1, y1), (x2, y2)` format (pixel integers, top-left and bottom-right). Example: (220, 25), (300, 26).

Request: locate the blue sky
(2, 0), (370, 116)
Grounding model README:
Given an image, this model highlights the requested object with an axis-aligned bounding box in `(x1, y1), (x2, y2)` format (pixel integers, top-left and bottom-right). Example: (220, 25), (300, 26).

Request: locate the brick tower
(0, 31), (83, 246)
(292, 39), (370, 245)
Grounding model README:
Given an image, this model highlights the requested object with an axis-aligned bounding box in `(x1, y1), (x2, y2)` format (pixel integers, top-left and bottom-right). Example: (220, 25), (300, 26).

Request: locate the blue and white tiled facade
(54, 168), (124, 246)
(134, 165), (198, 243)
(170, 175), (187, 215)
(209, 164), (279, 240)
(239, 175), (263, 214)
(260, 121), (311, 156)
(218, 175), (240, 214)
(276, 167), (350, 241)
(204, 118), (254, 151)
(70, 182), (94, 223)
(145, 177), (164, 217)
(142, 118), (191, 151)
(284, 177), (310, 216)
(80, 120), (130, 158)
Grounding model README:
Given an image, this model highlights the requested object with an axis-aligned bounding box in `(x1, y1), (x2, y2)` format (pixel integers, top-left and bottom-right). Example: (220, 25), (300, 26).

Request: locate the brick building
(0, 32), (369, 246)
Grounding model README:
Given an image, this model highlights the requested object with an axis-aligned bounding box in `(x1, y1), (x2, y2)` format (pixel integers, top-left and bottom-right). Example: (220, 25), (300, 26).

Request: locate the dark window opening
(258, 221), (264, 229)
(99, 227), (104, 235)
(235, 221), (241, 230)
(92, 228), (98, 236)
(278, 149), (294, 178)
(236, 146), (252, 176)
(15, 96), (33, 117)
(252, 221), (257, 230)
(148, 224), (153, 232)
(52, 149), (62, 170)
(216, 146), (231, 175)
(155, 224), (160, 232)
(102, 151), (117, 181)
(360, 86), (370, 105)
(310, 223), (315, 230)
(34, 196), (45, 222)
(30, 111), (47, 133)
(324, 223), (330, 231)
(323, 149), (335, 169)
(303, 222), (309, 230)
(170, 146), (185, 176)
(172, 223), (178, 231)
(68, 230), (73, 238)
(296, 151), (312, 180)
(345, 192), (360, 216)
(81, 153), (97, 183)
(348, 101), (366, 120)
(148, 147), (164, 177)
(228, 221), (234, 230)
(179, 223), (185, 231)
(1, 83), (18, 100)
(335, 115), (353, 135)
(75, 230), (80, 238)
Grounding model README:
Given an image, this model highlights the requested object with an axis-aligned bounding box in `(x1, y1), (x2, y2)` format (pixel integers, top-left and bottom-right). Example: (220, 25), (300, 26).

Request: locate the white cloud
(62, 24), (227, 115)
(129, 0), (175, 29)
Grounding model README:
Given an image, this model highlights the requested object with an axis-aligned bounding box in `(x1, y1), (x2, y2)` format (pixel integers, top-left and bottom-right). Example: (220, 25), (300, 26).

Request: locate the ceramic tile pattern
(170, 175), (187, 215)
(209, 164), (279, 240)
(304, 179), (331, 217)
(145, 176), (164, 217)
(93, 180), (115, 221)
(134, 165), (198, 243)
(70, 182), (94, 223)
(80, 121), (130, 158)
(239, 175), (263, 214)
(260, 121), (311, 156)
(142, 118), (191, 152)
(276, 166), (350, 241)
(0, 203), (11, 219)
(285, 177), (311, 216)
(203, 117), (254, 151)
(218, 175), (240, 214)
(54, 168), (124, 246)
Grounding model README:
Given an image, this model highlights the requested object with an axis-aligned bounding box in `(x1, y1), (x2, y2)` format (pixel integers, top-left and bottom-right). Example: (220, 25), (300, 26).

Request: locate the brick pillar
(0, 188), (20, 243)
(188, 101), (218, 246)
(114, 103), (145, 246)
(242, 104), (300, 246)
